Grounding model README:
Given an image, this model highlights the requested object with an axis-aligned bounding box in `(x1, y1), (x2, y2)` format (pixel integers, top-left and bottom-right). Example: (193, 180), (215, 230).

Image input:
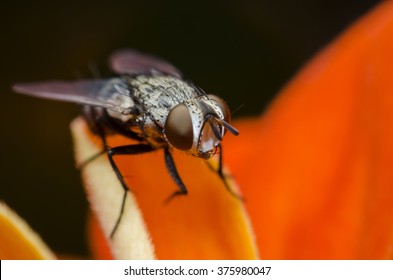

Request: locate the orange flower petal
(87, 211), (113, 259)
(0, 202), (55, 259)
(225, 1), (393, 259)
(71, 118), (258, 259)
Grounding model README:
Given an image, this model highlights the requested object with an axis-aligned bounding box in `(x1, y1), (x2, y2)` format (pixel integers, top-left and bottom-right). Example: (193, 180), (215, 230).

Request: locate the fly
(13, 49), (239, 238)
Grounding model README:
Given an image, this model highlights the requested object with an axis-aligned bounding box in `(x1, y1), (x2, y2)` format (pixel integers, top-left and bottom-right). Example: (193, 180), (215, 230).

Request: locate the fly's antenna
(215, 117), (239, 136)
(208, 116), (223, 140)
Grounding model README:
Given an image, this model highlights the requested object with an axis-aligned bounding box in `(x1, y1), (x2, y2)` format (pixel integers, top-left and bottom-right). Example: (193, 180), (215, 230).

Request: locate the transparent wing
(13, 78), (133, 113)
(109, 49), (182, 78)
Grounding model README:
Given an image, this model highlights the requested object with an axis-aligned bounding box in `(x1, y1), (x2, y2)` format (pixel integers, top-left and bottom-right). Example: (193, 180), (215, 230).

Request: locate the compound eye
(165, 104), (193, 151)
(207, 94), (231, 123)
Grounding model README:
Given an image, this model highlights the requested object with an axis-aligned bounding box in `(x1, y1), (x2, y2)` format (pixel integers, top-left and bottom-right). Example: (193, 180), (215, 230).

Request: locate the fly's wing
(13, 78), (134, 113)
(109, 49), (182, 78)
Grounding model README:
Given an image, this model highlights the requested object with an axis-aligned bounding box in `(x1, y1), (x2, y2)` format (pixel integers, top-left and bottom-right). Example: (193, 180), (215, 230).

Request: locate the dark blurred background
(0, 0), (380, 257)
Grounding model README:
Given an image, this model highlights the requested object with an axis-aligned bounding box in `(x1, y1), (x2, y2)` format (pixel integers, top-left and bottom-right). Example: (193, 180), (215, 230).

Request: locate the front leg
(209, 144), (243, 200)
(163, 148), (188, 203)
(82, 109), (158, 237)
(106, 144), (155, 238)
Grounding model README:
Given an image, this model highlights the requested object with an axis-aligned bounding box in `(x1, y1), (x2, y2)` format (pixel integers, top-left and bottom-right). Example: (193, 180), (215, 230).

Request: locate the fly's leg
(78, 107), (111, 169)
(79, 108), (144, 169)
(80, 107), (157, 238)
(208, 144), (243, 200)
(78, 149), (107, 169)
(106, 144), (155, 238)
(163, 148), (188, 203)
(79, 131), (155, 238)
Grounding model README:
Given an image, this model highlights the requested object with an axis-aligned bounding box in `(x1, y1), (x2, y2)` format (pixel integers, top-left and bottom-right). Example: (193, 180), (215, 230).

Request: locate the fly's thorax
(164, 94), (231, 159)
(126, 74), (198, 128)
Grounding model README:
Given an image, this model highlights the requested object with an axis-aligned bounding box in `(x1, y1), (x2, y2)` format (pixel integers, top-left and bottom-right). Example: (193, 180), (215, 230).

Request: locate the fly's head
(164, 94), (239, 159)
